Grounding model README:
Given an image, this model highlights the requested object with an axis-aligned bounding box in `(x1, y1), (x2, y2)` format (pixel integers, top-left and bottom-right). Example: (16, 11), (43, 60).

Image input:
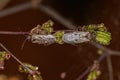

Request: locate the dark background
(0, 0), (120, 80)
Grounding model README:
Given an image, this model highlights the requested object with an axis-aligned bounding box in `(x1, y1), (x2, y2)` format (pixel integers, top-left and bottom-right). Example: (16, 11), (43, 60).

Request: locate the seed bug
(21, 20), (54, 49)
(29, 20), (55, 45)
(62, 31), (92, 45)
(30, 34), (55, 45)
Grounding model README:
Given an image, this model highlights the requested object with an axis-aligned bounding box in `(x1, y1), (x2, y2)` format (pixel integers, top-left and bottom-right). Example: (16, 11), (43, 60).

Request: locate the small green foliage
(19, 65), (28, 73)
(87, 70), (101, 80)
(19, 63), (43, 80)
(28, 74), (43, 80)
(0, 51), (10, 70)
(87, 60), (101, 80)
(19, 63), (38, 73)
(53, 31), (64, 44)
(41, 20), (54, 34)
(95, 31), (111, 45)
(82, 23), (111, 45)
(82, 23), (107, 32)
(0, 51), (6, 60)
(97, 24), (107, 32)
(30, 20), (54, 35)
(97, 49), (103, 55)
(82, 24), (96, 32)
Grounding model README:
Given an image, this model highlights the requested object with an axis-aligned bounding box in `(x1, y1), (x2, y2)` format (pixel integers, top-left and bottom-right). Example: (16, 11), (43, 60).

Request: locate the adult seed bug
(21, 20), (55, 49)
(62, 31), (92, 45)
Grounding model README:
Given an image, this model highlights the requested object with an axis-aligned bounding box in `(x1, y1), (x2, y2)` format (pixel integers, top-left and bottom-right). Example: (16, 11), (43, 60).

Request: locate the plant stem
(0, 2), (31, 18)
(0, 31), (29, 35)
(106, 55), (114, 80)
(0, 42), (33, 74)
(76, 53), (106, 80)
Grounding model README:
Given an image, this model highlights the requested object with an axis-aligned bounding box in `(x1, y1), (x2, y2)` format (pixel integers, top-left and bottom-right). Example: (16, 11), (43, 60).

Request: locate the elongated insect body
(29, 32), (92, 45)
(62, 32), (91, 44)
(30, 34), (55, 45)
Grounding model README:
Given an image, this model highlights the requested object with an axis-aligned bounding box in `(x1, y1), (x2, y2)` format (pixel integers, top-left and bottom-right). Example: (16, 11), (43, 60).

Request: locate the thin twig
(39, 4), (76, 29)
(76, 66), (91, 80)
(106, 55), (114, 80)
(89, 41), (111, 53)
(0, 2), (31, 18)
(0, 31), (29, 35)
(110, 51), (120, 56)
(90, 41), (120, 56)
(0, 42), (33, 74)
(90, 41), (114, 80)
(76, 53), (106, 80)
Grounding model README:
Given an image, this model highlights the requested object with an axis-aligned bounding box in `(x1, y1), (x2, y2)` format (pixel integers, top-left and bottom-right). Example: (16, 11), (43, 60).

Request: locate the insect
(30, 34), (55, 45)
(22, 21), (111, 48)
(62, 31), (92, 45)
(29, 20), (55, 45)
(21, 20), (54, 49)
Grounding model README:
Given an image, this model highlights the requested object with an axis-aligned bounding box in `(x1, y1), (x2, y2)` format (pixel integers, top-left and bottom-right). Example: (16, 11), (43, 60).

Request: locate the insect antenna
(21, 35), (30, 50)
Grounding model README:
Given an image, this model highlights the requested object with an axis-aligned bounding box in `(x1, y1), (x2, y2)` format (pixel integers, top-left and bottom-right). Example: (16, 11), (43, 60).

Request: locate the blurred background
(0, 0), (120, 80)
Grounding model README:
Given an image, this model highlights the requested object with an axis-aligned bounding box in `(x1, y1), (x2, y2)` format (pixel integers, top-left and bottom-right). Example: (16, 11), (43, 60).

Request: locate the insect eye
(74, 33), (77, 35)
(44, 41), (48, 46)
(75, 39), (78, 42)
(32, 38), (36, 42)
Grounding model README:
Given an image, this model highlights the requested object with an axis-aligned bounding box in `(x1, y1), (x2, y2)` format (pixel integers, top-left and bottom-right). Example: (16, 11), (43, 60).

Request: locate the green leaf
(53, 31), (64, 44)
(28, 74), (43, 80)
(41, 20), (54, 34)
(95, 31), (111, 45)
(18, 63), (38, 73)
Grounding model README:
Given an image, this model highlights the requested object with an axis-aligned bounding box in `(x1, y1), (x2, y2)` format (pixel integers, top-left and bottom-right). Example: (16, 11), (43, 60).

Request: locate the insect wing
(31, 34), (55, 45)
(62, 32), (91, 45)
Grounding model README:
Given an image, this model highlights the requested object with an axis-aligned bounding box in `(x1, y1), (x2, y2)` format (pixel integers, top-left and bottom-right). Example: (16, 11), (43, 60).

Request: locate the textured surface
(0, 0), (120, 80)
